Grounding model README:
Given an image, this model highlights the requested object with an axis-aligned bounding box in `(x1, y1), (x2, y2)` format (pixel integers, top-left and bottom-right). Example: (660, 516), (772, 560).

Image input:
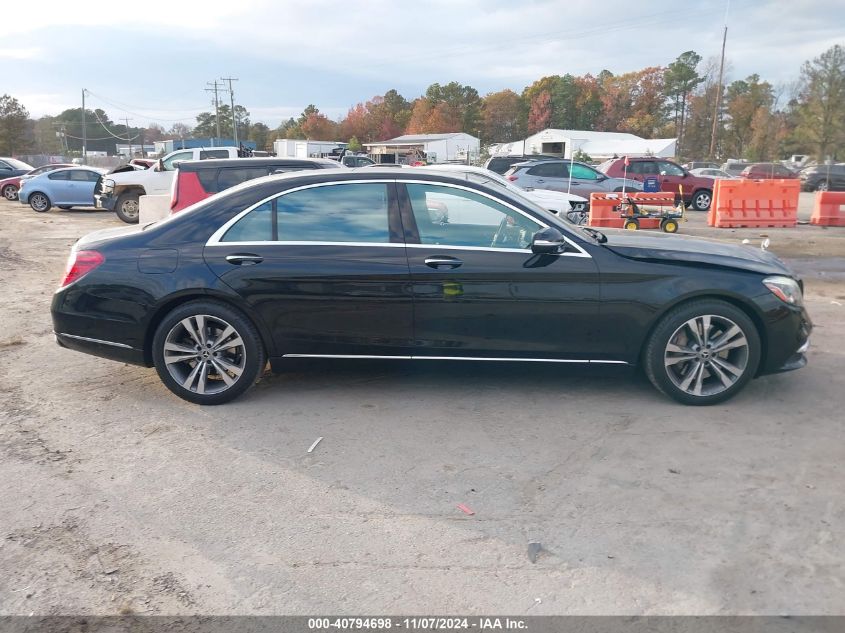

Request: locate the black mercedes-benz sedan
(52, 168), (812, 406)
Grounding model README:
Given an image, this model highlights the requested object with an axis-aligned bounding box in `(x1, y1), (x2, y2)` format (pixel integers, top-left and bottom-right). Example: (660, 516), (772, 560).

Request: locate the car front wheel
(2, 184), (18, 200)
(691, 189), (712, 211)
(115, 192), (140, 223)
(152, 300), (266, 405)
(643, 300), (760, 405)
(815, 180), (829, 192)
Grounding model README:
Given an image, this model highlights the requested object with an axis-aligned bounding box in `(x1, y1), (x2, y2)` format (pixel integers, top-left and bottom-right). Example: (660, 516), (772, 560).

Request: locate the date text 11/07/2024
(307, 617), (528, 630)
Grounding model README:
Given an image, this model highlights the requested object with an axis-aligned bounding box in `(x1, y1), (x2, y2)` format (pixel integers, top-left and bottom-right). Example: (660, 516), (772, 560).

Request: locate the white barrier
(139, 194), (170, 224)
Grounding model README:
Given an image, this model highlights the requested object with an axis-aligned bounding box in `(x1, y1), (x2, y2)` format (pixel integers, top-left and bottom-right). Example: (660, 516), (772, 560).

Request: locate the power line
(84, 90), (204, 123)
(91, 108), (141, 141)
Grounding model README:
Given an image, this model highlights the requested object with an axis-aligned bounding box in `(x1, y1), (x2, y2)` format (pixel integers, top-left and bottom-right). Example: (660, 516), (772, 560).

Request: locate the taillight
(507, 174), (518, 181)
(170, 172), (179, 211)
(59, 250), (104, 288)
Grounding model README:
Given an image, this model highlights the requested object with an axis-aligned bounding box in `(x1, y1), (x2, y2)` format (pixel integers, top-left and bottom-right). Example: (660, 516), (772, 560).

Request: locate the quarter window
(407, 183), (542, 250)
(222, 201), (273, 242)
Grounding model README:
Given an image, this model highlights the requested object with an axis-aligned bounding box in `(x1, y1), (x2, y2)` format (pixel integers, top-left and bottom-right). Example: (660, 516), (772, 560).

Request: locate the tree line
(1, 44), (842, 162)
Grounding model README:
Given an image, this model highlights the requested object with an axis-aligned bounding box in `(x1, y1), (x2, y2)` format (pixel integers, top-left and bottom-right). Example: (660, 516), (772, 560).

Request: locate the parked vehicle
(0, 163), (74, 201)
(484, 154), (560, 175)
(683, 161), (720, 171)
(420, 163), (589, 217)
(721, 160), (752, 177)
(799, 164), (845, 192)
(340, 154), (375, 168)
(96, 146), (241, 223)
(690, 168), (737, 179)
(505, 159), (643, 198)
(739, 163), (798, 180)
(170, 157), (340, 213)
(0, 157), (34, 182)
(18, 167), (107, 212)
(598, 157), (714, 211)
(52, 168), (811, 406)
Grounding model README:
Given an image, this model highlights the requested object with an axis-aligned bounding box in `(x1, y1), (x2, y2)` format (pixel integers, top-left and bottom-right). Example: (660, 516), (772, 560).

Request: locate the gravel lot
(0, 195), (843, 616)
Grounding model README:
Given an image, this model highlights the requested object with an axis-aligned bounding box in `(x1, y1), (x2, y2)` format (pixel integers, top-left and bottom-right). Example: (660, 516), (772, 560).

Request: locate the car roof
(176, 157), (339, 171)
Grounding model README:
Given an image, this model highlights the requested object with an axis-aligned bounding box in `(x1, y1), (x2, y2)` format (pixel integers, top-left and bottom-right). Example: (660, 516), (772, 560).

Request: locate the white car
(419, 164), (589, 219)
(690, 167), (737, 180)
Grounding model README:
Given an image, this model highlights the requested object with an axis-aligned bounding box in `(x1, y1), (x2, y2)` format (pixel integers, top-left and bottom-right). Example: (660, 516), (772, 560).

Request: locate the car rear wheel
(643, 300), (760, 405)
(152, 300), (266, 405)
(2, 184), (18, 200)
(115, 192), (140, 223)
(29, 192), (51, 212)
(691, 189), (712, 211)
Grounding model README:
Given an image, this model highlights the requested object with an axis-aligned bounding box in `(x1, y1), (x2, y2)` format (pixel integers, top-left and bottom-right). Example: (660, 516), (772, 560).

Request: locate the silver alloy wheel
(121, 198), (139, 219)
(30, 193), (49, 211)
(817, 181), (829, 192)
(694, 192), (711, 210)
(163, 314), (247, 395)
(3, 185), (17, 200)
(664, 314), (749, 397)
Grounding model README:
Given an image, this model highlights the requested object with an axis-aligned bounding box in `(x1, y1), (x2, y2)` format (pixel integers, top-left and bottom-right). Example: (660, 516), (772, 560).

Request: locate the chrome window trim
(206, 178), (591, 258)
(283, 353), (627, 364)
(56, 332), (134, 349)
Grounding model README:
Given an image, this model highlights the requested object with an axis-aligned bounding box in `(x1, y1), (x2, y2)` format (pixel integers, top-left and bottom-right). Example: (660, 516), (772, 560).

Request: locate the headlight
(763, 276), (803, 307)
(102, 179), (115, 193)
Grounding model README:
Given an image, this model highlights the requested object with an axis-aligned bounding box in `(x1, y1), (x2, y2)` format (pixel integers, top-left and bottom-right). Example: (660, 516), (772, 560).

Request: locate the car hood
(601, 230), (794, 276)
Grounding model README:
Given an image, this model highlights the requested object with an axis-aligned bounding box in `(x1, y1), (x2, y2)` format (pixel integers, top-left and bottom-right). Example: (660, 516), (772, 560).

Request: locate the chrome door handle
(225, 254), (263, 265)
(424, 256), (463, 269)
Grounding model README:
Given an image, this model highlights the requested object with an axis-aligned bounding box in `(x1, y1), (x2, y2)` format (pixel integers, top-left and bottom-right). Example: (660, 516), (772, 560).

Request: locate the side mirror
(531, 227), (567, 254)
(154, 159), (164, 172)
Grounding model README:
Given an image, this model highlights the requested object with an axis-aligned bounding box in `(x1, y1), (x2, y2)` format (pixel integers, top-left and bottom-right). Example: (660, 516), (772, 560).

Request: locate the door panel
(203, 181), (413, 356)
(399, 182), (605, 359)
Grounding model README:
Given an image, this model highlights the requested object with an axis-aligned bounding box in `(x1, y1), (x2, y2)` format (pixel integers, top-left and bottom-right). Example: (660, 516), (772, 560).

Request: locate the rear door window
(527, 162), (566, 178)
(217, 167), (270, 191)
(200, 150), (231, 160)
(49, 170), (70, 180)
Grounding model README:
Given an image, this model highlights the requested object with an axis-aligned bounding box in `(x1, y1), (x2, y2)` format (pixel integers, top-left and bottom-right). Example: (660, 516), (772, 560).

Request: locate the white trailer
(273, 139), (347, 159)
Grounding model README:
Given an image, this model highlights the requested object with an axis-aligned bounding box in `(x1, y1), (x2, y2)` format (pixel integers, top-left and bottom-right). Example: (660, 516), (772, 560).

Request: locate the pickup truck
(96, 147), (240, 223)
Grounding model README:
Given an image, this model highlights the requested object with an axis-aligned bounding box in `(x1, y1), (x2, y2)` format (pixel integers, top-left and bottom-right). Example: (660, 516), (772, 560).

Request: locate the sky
(2, 0), (843, 130)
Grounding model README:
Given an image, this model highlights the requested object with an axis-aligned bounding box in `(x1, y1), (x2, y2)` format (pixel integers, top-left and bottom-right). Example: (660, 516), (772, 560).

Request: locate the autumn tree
(481, 89), (522, 142)
(301, 111), (339, 140)
(527, 90), (552, 134)
(168, 122), (193, 138)
(723, 74), (774, 157)
(795, 44), (845, 160)
(598, 68), (667, 136)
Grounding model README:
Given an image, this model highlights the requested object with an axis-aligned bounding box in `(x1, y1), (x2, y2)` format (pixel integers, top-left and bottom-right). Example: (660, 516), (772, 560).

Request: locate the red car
(739, 163), (798, 179)
(598, 157), (715, 211)
(1, 163), (74, 201)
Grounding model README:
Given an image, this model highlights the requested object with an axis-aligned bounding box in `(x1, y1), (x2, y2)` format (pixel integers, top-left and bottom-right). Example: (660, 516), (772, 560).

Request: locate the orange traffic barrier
(707, 179), (799, 228)
(588, 192), (675, 230)
(810, 191), (845, 226)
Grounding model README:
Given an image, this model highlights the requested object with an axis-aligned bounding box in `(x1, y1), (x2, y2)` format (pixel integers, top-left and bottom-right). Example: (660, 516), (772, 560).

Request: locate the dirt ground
(0, 194), (843, 616)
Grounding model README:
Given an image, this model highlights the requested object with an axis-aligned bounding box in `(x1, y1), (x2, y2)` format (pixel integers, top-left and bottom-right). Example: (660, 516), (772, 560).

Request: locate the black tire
(690, 189), (712, 211)
(623, 218), (640, 230)
(2, 184), (18, 201)
(115, 192), (140, 223)
(661, 218), (679, 233)
(29, 192), (51, 212)
(152, 300), (266, 405)
(643, 299), (761, 406)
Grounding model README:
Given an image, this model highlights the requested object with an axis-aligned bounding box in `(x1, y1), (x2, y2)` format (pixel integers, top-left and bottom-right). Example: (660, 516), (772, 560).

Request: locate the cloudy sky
(3, 0), (843, 129)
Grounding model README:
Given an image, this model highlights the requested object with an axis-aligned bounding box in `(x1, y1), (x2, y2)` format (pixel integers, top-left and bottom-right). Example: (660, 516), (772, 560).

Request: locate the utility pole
(205, 81), (223, 142)
(124, 117), (134, 159)
(709, 0), (730, 160)
(221, 77), (239, 145)
(81, 89), (87, 164)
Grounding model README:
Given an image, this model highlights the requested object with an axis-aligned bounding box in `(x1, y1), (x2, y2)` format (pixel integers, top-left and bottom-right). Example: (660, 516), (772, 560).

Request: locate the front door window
(406, 183), (542, 250)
